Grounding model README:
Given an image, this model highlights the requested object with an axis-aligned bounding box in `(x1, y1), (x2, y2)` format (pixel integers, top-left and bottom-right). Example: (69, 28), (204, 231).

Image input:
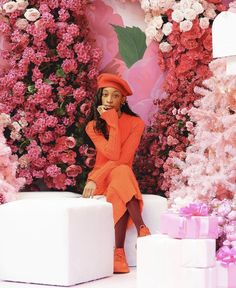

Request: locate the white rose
(24, 8), (40, 22)
(191, 2), (204, 15)
(0, 113), (11, 127)
(204, 8), (216, 19)
(172, 9), (184, 23)
(144, 12), (152, 23)
(180, 0), (192, 10)
(19, 118), (28, 127)
(159, 42), (172, 53)
(184, 8), (197, 21)
(141, 0), (151, 11)
(145, 25), (157, 40)
(151, 15), (163, 29)
(3, 1), (18, 13)
(15, 18), (28, 30)
(157, 0), (175, 10)
(199, 17), (210, 29)
(149, 0), (159, 10)
(162, 22), (173, 36)
(10, 130), (21, 141)
(179, 20), (193, 32)
(16, 0), (29, 11)
(155, 29), (164, 42)
(12, 121), (21, 132)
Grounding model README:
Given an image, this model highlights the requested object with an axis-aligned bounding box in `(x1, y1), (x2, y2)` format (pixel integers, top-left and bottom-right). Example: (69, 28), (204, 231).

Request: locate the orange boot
(114, 248), (130, 273)
(138, 225), (151, 237)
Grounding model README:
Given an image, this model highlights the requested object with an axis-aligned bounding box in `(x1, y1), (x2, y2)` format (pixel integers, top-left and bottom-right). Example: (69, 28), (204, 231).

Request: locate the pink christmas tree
(169, 58), (236, 208)
(0, 113), (25, 204)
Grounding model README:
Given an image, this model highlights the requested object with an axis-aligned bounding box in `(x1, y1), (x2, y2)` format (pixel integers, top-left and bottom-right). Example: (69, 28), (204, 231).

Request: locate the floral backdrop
(0, 0), (236, 259)
(0, 0), (101, 196)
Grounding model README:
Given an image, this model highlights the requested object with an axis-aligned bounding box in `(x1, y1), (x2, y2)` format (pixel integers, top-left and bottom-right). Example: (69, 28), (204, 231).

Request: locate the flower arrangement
(133, 0), (225, 196)
(0, 0), (102, 192)
(0, 112), (25, 204)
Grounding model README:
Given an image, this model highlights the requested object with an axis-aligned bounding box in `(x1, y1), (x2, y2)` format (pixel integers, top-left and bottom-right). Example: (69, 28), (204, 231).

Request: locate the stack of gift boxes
(137, 203), (236, 288)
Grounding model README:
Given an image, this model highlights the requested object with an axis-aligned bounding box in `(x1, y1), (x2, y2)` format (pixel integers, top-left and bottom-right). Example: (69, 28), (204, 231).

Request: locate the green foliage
(112, 25), (147, 68)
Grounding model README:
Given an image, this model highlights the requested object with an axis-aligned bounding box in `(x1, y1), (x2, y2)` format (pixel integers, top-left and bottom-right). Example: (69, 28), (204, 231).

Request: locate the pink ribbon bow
(217, 246), (236, 267)
(180, 203), (209, 217)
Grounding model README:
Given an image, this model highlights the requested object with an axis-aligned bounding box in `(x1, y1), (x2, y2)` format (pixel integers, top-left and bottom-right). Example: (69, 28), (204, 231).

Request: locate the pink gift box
(160, 212), (218, 239)
(216, 261), (236, 288)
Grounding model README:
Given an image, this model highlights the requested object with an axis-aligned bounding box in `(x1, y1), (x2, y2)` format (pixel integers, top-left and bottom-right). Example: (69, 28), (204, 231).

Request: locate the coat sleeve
(85, 109), (121, 161)
(87, 118), (145, 186)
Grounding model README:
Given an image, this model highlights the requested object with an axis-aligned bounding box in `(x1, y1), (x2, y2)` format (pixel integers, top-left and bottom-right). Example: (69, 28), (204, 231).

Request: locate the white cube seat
(0, 197), (114, 286)
(16, 192), (168, 267)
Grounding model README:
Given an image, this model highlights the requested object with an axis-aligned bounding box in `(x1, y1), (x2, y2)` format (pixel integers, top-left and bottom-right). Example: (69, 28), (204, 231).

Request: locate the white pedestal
(0, 197), (114, 286)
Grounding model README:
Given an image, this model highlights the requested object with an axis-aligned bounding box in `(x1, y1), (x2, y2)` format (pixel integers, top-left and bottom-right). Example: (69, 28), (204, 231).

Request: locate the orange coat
(85, 109), (145, 227)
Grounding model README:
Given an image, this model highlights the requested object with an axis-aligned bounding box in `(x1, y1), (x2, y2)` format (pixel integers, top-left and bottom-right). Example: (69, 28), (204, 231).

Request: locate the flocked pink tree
(0, 113), (25, 204)
(169, 58), (236, 208)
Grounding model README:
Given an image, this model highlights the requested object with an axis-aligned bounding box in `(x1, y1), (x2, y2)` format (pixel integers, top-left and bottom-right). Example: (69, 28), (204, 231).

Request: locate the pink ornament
(228, 211), (236, 221)
(227, 232), (236, 242)
(218, 216), (226, 226)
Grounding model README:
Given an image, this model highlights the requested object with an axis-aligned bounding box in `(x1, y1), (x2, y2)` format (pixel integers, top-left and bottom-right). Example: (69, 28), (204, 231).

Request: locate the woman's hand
(82, 181), (96, 198)
(97, 105), (111, 115)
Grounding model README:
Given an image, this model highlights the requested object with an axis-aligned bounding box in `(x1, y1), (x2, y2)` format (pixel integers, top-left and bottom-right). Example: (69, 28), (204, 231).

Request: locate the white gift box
(181, 267), (216, 288)
(181, 239), (216, 268)
(137, 234), (216, 288)
(216, 261), (236, 288)
(212, 11), (236, 58)
(137, 234), (181, 288)
(0, 198), (114, 286)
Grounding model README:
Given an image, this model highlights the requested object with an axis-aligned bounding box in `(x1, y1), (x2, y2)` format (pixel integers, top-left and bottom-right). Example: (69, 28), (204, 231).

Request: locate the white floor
(0, 268), (136, 288)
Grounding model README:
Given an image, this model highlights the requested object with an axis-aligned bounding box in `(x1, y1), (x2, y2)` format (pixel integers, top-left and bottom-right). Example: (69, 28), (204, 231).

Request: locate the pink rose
(52, 173), (67, 190)
(15, 18), (28, 30)
(85, 157), (95, 168)
(65, 136), (76, 149)
(24, 8), (40, 22)
(123, 41), (165, 124)
(80, 103), (90, 116)
(86, 0), (123, 70)
(60, 150), (76, 165)
(66, 165), (82, 177)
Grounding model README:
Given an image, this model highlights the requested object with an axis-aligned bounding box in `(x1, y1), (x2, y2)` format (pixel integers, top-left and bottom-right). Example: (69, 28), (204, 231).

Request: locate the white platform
(0, 268), (136, 288)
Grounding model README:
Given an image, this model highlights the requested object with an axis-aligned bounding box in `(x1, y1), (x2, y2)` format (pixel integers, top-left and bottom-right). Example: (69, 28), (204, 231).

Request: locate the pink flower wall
(86, 0), (165, 124)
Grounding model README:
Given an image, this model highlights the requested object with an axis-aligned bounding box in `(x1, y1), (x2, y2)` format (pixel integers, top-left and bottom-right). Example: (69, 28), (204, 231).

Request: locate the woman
(83, 73), (150, 273)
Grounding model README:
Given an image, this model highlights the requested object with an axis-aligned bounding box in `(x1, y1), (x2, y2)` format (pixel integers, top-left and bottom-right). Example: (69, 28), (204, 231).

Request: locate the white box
(181, 267), (216, 288)
(0, 198), (114, 286)
(137, 234), (216, 288)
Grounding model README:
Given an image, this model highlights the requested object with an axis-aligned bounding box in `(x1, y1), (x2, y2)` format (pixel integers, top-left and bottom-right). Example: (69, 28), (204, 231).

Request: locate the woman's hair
(83, 88), (138, 141)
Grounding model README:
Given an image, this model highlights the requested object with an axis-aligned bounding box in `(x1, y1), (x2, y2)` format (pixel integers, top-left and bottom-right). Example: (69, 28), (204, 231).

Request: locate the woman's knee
(111, 164), (132, 175)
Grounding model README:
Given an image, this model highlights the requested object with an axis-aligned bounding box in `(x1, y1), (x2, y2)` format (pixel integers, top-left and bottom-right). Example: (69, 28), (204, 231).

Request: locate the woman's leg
(126, 196), (145, 231)
(115, 210), (129, 248)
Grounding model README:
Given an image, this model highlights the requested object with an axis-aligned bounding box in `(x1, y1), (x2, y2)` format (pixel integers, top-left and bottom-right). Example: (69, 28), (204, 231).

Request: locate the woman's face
(101, 87), (125, 112)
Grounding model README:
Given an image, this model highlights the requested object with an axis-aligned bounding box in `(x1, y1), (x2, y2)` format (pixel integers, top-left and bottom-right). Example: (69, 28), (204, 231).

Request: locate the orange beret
(97, 73), (133, 96)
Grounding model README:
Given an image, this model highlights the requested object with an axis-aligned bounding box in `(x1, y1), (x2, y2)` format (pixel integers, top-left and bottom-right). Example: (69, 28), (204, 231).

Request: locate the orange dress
(85, 109), (145, 227)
